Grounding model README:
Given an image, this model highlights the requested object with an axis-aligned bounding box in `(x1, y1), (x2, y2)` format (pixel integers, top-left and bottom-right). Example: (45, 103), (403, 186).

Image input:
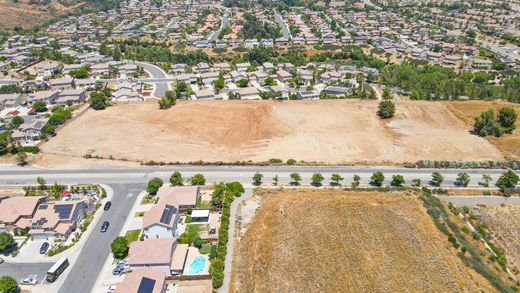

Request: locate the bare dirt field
(446, 100), (520, 160)
(474, 205), (520, 278)
(230, 189), (496, 292)
(36, 100), (503, 167)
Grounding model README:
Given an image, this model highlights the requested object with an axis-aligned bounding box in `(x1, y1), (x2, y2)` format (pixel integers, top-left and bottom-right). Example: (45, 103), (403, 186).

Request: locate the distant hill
(0, 0), (120, 32)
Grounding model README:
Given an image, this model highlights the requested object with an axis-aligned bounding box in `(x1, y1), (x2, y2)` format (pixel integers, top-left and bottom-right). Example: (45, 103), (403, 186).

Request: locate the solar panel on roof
(53, 204), (73, 219)
(35, 217), (47, 226)
(38, 205), (48, 210)
(137, 277), (156, 293)
(159, 204), (176, 225)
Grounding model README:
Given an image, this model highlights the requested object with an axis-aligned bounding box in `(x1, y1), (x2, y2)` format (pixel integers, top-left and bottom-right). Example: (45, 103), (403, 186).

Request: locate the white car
(20, 275), (38, 285)
(107, 285), (116, 293)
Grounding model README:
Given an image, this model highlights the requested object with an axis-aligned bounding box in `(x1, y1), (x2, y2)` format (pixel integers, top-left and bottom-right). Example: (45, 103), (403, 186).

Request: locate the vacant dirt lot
(37, 100), (503, 166)
(474, 205), (520, 278)
(446, 100), (520, 160)
(230, 189), (495, 292)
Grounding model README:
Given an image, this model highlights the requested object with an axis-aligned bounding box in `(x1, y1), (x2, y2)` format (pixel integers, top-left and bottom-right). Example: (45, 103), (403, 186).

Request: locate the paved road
(0, 166), (514, 187)
(58, 183), (144, 293)
(134, 62), (170, 98)
(362, 0), (382, 10)
(275, 12), (292, 40)
(218, 188), (253, 293)
(208, 12), (229, 43)
(0, 262), (53, 284)
(441, 196), (520, 206)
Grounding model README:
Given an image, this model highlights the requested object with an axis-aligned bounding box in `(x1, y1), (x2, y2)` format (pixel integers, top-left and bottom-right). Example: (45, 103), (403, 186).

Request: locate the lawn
(199, 245), (212, 254)
(125, 229), (141, 243)
(178, 224), (202, 244)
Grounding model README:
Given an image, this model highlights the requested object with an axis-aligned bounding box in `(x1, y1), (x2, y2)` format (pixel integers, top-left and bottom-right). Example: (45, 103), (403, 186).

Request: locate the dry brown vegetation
(474, 205), (520, 278)
(230, 189), (497, 292)
(446, 100), (520, 160)
(0, 0), (80, 31)
(37, 100), (503, 167)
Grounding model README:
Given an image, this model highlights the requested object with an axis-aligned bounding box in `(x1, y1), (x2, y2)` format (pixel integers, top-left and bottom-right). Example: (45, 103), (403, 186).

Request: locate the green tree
(90, 92), (108, 110)
(286, 159), (297, 165)
(169, 171), (184, 186)
(496, 170), (519, 193)
(189, 174), (206, 186)
(498, 107), (517, 133)
(272, 175), (279, 186)
(352, 174), (361, 188)
(371, 172), (385, 187)
(290, 172), (301, 186)
(411, 178), (421, 187)
(11, 116), (24, 127)
(111, 236), (129, 259)
(482, 174), (492, 187)
(16, 151), (27, 166)
(32, 101), (47, 112)
(382, 86), (392, 100)
(455, 172), (470, 187)
(37, 176), (46, 190)
(330, 173), (344, 186)
(213, 78), (225, 94)
(0, 232), (15, 251)
(252, 172), (263, 186)
(473, 109), (503, 137)
(0, 276), (18, 293)
(311, 173), (324, 186)
(391, 174), (405, 187)
(146, 177), (164, 195)
(431, 172), (444, 187)
(237, 78), (249, 88)
(377, 100), (395, 119)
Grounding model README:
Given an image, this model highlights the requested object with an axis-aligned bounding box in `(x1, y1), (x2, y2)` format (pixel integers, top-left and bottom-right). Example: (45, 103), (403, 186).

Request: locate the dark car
(112, 267), (124, 276)
(39, 242), (49, 254)
(104, 201), (112, 211)
(101, 221), (110, 233)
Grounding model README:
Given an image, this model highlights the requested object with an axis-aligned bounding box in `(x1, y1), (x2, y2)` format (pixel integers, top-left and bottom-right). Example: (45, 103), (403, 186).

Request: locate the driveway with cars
(0, 262), (53, 284)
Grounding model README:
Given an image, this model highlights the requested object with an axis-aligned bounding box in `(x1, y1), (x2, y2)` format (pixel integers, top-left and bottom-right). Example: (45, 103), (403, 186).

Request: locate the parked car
(101, 221), (110, 233)
(0, 258), (4, 264)
(20, 275), (38, 285)
(104, 201), (112, 211)
(112, 267), (124, 276)
(106, 285), (116, 293)
(116, 260), (128, 266)
(39, 242), (49, 254)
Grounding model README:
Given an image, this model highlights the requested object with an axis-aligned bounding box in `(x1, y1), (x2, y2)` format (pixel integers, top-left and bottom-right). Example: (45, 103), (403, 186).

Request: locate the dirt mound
(230, 190), (496, 293)
(38, 100), (503, 166)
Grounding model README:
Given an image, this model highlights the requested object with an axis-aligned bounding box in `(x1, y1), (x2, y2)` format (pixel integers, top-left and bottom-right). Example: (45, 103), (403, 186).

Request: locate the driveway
(0, 262), (53, 284)
(15, 238), (51, 263)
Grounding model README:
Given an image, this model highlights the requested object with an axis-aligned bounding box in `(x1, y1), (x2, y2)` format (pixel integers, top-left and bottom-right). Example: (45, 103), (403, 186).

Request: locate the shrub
(370, 172), (385, 187)
(146, 177), (163, 195)
(286, 158), (297, 165)
(111, 236), (129, 259)
(377, 100), (395, 118)
(0, 232), (15, 251)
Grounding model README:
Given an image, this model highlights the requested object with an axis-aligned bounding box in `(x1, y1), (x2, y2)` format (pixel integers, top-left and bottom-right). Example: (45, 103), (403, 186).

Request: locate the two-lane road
(58, 183), (144, 293)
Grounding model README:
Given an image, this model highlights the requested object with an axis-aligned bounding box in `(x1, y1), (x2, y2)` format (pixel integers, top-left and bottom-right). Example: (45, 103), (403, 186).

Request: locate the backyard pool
(188, 256), (207, 275)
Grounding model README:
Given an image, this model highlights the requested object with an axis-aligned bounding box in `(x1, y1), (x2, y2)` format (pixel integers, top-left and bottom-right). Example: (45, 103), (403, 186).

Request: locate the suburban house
(12, 118), (49, 144)
(142, 202), (180, 240)
(75, 79), (98, 90)
(235, 87), (261, 100)
(28, 91), (59, 104)
(37, 63), (62, 77)
(50, 77), (75, 90)
(29, 199), (91, 238)
(276, 69), (292, 82)
(235, 62), (250, 72)
(296, 90), (320, 100)
(55, 89), (88, 106)
(322, 86), (351, 97)
(0, 196), (47, 232)
(156, 186), (200, 211)
(194, 89), (216, 100)
(112, 82), (142, 102)
(115, 269), (167, 293)
(128, 238), (181, 275)
(0, 94), (22, 110)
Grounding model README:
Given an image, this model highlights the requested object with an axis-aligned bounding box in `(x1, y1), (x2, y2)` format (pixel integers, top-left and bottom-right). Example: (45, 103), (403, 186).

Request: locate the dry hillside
(230, 189), (497, 293)
(474, 205), (520, 278)
(0, 0), (90, 31)
(37, 100), (503, 167)
(446, 100), (520, 160)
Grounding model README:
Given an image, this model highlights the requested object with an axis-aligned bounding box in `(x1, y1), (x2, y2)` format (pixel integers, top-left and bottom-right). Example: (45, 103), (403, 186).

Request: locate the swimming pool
(188, 256), (207, 275)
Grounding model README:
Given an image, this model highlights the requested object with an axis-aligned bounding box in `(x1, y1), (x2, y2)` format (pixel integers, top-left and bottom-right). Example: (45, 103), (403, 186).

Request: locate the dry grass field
(37, 100), (503, 167)
(446, 100), (520, 160)
(0, 0), (78, 31)
(474, 206), (520, 278)
(230, 189), (497, 292)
